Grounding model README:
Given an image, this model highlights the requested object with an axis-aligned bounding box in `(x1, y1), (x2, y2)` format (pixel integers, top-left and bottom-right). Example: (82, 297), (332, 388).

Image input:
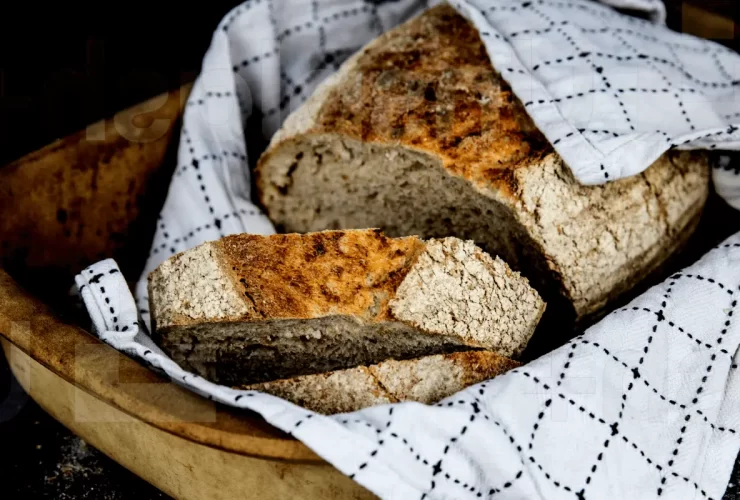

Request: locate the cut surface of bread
(148, 229), (544, 384)
(256, 4), (710, 324)
(245, 350), (519, 414)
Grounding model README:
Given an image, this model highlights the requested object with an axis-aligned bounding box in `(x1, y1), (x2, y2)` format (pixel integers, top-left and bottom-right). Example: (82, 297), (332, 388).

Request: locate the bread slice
(255, 5), (709, 326)
(148, 229), (543, 385)
(244, 350), (519, 414)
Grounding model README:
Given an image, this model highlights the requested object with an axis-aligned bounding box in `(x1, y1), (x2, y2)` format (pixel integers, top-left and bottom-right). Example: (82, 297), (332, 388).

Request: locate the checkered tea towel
(76, 1), (740, 499)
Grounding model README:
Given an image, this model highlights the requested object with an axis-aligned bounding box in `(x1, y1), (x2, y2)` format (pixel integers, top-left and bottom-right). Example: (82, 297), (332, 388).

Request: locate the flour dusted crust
(150, 229), (426, 328)
(390, 238), (543, 357)
(256, 5), (710, 322)
(245, 350), (520, 414)
(148, 230), (543, 384)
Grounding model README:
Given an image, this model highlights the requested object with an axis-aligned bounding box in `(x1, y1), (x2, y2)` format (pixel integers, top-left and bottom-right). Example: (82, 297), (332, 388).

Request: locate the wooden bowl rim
(0, 269), (323, 463)
(0, 83), (323, 463)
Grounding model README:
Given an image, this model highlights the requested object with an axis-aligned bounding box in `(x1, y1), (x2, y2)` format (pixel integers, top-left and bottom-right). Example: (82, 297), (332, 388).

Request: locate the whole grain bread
(245, 350), (519, 414)
(148, 229), (544, 385)
(255, 4), (710, 325)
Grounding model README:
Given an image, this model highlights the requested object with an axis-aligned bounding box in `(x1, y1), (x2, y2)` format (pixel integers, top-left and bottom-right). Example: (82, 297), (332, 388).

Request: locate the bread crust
(148, 230), (543, 387)
(259, 4), (549, 200)
(245, 350), (520, 414)
(255, 5), (710, 320)
(149, 229), (425, 329)
(148, 230), (544, 358)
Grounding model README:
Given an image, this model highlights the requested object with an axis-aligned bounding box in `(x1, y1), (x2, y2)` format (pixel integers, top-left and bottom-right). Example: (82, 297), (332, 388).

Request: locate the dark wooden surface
(1, 0), (739, 498)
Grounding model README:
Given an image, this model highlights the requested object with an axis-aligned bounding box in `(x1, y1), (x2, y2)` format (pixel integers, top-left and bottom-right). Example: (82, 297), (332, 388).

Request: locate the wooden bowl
(0, 86), (374, 500)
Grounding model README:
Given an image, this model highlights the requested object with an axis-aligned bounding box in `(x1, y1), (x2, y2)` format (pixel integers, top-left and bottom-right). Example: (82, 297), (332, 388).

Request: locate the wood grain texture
(0, 268), (320, 462)
(2, 340), (374, 500)
(0, 85), (189, 305)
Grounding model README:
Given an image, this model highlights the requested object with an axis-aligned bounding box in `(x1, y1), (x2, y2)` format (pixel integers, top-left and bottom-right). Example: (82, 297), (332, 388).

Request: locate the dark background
(0, 0), (737, 169)
(0, 0), (739, 498)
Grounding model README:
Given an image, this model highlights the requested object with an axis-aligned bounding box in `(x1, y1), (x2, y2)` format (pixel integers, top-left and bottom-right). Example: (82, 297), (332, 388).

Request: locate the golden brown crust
(450, 350), (520, 386)
(309, 4), (550, 198)
(245, 350), (520, 414)
(215, 229), (426, 322)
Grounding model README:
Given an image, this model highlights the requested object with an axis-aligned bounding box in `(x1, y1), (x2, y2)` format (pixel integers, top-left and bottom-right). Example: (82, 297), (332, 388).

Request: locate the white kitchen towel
(132, 0), (740, 325)
(75, 0), (740, 499)
(452, 0), (740, 187)
(78, 235), (740, 500)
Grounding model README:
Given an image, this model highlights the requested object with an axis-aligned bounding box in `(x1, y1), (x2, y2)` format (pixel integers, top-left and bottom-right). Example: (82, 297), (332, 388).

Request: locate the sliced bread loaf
(148, 229), (543, 385)
(255, 5), (710, 325)
(244, 350), (519, 414)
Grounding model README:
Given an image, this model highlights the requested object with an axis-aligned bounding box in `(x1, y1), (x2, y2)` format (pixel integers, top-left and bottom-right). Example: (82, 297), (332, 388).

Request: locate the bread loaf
(245, 350), (519, 414)
(256, 5), (710, 325)
(148, 229), (543, 385)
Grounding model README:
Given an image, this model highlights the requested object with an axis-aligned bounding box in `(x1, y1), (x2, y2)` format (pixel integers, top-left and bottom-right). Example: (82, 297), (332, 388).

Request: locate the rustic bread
(148, 229), (544, 385)
(245, 350), (519, 414)
(255, 5), (710, 325)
